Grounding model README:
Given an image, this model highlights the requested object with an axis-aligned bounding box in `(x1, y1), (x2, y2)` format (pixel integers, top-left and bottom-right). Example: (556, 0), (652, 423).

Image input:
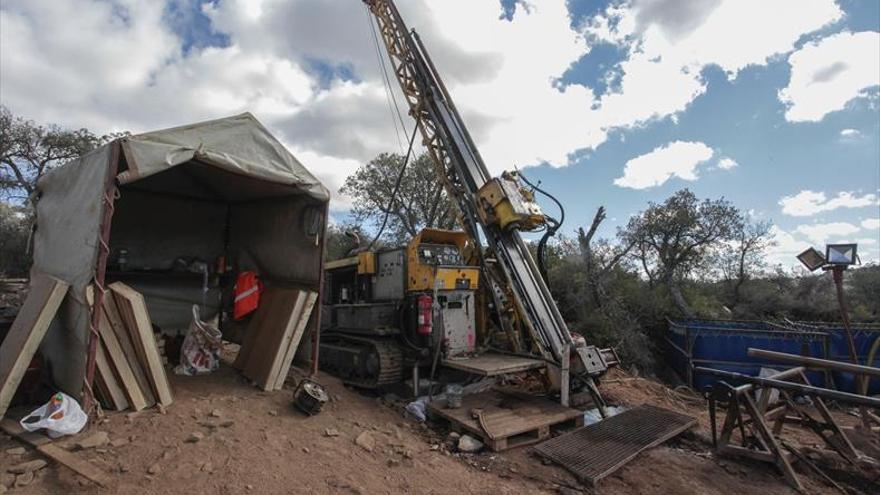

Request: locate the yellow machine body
(405, 229), (480, 292)
(476, 172), (545, 231)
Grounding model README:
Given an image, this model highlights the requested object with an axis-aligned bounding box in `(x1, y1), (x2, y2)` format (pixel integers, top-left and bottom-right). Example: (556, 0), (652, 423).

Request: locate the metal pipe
(733, 367), (806, 393)
(747, 348), (880, 377)
(694, 367), (880, 408)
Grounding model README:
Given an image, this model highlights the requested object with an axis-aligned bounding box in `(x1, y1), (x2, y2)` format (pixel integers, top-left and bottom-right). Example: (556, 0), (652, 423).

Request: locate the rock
(14, 472), (34, 488)
(4, 447), (25, 456)
(387, 459), (400, 467)
(110, 438), (129, 448)
(119, 464), (130, 473)
(446, 431), (461, 442)
(147, 463), (161, 475)
(201, 462), (213, 473)
(323, 428), (340, 437)
(457, 435), (483, 453)
(246, 484), (254, 490)
(268, 410), (278, 416)
(302, 447), (310, 454)
(75, 431), (109, 450)
(185, 432), (205, 443)
(210, 409), (222, 418)
(156, 404), (167, 415)
(355, 431), (375, 453)
(8, 459), (47, 474)
(219, 420), (235, 428)
(1, 473), (15, 488)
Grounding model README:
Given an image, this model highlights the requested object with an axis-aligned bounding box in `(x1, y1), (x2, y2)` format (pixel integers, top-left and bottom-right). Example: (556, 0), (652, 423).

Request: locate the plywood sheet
(0, 273), (69, 417)
(442, 353), (546, 376)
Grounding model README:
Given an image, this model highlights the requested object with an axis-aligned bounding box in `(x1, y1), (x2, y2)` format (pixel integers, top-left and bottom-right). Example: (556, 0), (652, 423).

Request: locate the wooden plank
(95, 343), (128, 411)
(442, 353), (546, 376)
(0, 418), (111, 487)
(427, 390), (583, 451)
(242, 288), (304, 390)
(102, 295), (155, 406)
(110, 282), (172, 407)
(273, 291), (318, 390)
(86, 287), (149, 411)
(0, 273), (69, 417)
(233, 291), (272, 371)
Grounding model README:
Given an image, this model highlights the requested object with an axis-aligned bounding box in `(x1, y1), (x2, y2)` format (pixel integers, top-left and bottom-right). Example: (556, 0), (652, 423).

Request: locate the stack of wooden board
(0, 273), (69, 418)
(87, 282), (173, 411)
(233, 288), (317, 391)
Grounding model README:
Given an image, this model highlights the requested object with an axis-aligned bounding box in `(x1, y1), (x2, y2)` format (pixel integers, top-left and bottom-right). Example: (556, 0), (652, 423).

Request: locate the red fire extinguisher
(417, 294), (433, 335)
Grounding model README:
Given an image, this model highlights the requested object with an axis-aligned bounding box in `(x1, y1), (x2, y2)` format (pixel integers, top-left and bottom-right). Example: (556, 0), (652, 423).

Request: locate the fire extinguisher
(417, 294), (433, 335)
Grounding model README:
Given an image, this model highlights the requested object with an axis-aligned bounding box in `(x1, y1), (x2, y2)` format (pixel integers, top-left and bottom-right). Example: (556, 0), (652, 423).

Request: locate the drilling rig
(320, 0), (617, 409)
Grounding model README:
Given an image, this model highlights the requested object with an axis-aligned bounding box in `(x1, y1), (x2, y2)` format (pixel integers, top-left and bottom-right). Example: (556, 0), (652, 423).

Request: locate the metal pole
(695, 367), (880, 408)
(830, 266), (859, 365)
(310, 202), (330, 377)
(747, 348), (880, 377)
(560, 343), (570, 407)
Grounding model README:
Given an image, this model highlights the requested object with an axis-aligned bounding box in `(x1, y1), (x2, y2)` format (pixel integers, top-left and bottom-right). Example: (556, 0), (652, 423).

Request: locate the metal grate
(534, 404), (697, 485)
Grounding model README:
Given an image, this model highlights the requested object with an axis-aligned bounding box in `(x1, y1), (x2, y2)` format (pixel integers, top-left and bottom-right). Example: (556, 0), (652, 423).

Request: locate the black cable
(518, 171), (565, 283)
(367, 124), (419, 250)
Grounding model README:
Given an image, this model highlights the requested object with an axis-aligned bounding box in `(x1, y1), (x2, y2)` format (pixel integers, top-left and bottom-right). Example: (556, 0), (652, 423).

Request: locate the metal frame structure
(705, 366), (863, 492)
(362, 0), (611, 406)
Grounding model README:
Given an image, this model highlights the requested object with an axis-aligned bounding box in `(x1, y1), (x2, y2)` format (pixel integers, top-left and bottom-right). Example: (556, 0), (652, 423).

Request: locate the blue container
(792, 322), (880, 394)
(667, 319), (828, 390)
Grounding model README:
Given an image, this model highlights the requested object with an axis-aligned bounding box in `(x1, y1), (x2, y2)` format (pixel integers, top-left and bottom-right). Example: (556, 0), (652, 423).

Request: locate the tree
(619, 189), (743, 317)
(577, 206), (634, 307)
(714, 217), (773, 306)
(0, 203), (32, 276)
(0, 105), (100, 200)
(340, 152), (457, 244)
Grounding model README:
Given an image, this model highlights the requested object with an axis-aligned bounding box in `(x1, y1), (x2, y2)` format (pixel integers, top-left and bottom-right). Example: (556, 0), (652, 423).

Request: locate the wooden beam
(86, 287), (149, 411)
(0, 273), (69, 417)
(0, 419), (110, 487)
(102, 295), (155, 406)
(110, 282), (172, 407)
(273, 291), (318, 390)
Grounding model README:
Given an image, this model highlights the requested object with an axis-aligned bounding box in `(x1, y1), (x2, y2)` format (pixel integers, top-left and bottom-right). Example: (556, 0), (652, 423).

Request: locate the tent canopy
(31, 113), (329, 396)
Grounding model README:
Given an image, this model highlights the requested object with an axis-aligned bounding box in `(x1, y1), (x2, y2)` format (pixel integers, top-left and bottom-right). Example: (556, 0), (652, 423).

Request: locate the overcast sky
(1, 0), (878, 267)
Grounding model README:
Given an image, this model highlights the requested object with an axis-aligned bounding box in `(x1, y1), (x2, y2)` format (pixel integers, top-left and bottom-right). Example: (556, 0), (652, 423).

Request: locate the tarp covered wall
(31, 113), (330, 397)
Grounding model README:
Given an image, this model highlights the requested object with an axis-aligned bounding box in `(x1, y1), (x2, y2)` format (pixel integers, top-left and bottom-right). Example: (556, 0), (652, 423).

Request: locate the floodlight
(826, 243), (858, 266)
(796, 247), (825, 272)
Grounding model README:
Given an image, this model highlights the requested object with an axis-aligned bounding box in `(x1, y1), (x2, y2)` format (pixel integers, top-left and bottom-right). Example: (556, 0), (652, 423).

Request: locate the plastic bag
(20, 392), (88, 438)
(174, 305), (223, 376)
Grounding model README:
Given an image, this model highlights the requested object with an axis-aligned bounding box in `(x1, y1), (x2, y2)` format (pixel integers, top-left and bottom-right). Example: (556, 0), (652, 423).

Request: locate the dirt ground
(1, 354), (879, 495)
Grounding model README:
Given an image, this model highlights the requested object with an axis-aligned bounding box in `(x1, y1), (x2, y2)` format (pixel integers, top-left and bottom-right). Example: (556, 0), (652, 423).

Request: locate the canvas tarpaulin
(31, 113), (330, 397)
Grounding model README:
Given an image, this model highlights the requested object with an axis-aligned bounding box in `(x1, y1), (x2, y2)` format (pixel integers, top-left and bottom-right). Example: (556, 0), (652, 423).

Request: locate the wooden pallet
(427, 390), (583, 451)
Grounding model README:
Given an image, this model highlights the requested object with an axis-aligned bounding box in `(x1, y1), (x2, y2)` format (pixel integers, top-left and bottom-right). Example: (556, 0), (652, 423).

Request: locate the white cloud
(779, 31), (880, 122)
(717, 157), (738, 170)
(863, 218), (880, 230)
(614, 141), (714, 189)
(0, 0), (851, 211)
(840, 128), (861, 138)
(779, 190), (879, 216)
(795, 222), (860, 244)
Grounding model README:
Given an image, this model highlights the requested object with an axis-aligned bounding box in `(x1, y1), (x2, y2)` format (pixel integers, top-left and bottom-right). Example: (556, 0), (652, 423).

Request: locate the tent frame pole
(82, 140), (122, 415)
(310, 202), (330, 377)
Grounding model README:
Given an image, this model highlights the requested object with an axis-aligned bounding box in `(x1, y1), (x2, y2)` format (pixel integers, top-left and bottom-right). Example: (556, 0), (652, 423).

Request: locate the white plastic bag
(174, 305), (223, 376)
(20, 392), (88, 438)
